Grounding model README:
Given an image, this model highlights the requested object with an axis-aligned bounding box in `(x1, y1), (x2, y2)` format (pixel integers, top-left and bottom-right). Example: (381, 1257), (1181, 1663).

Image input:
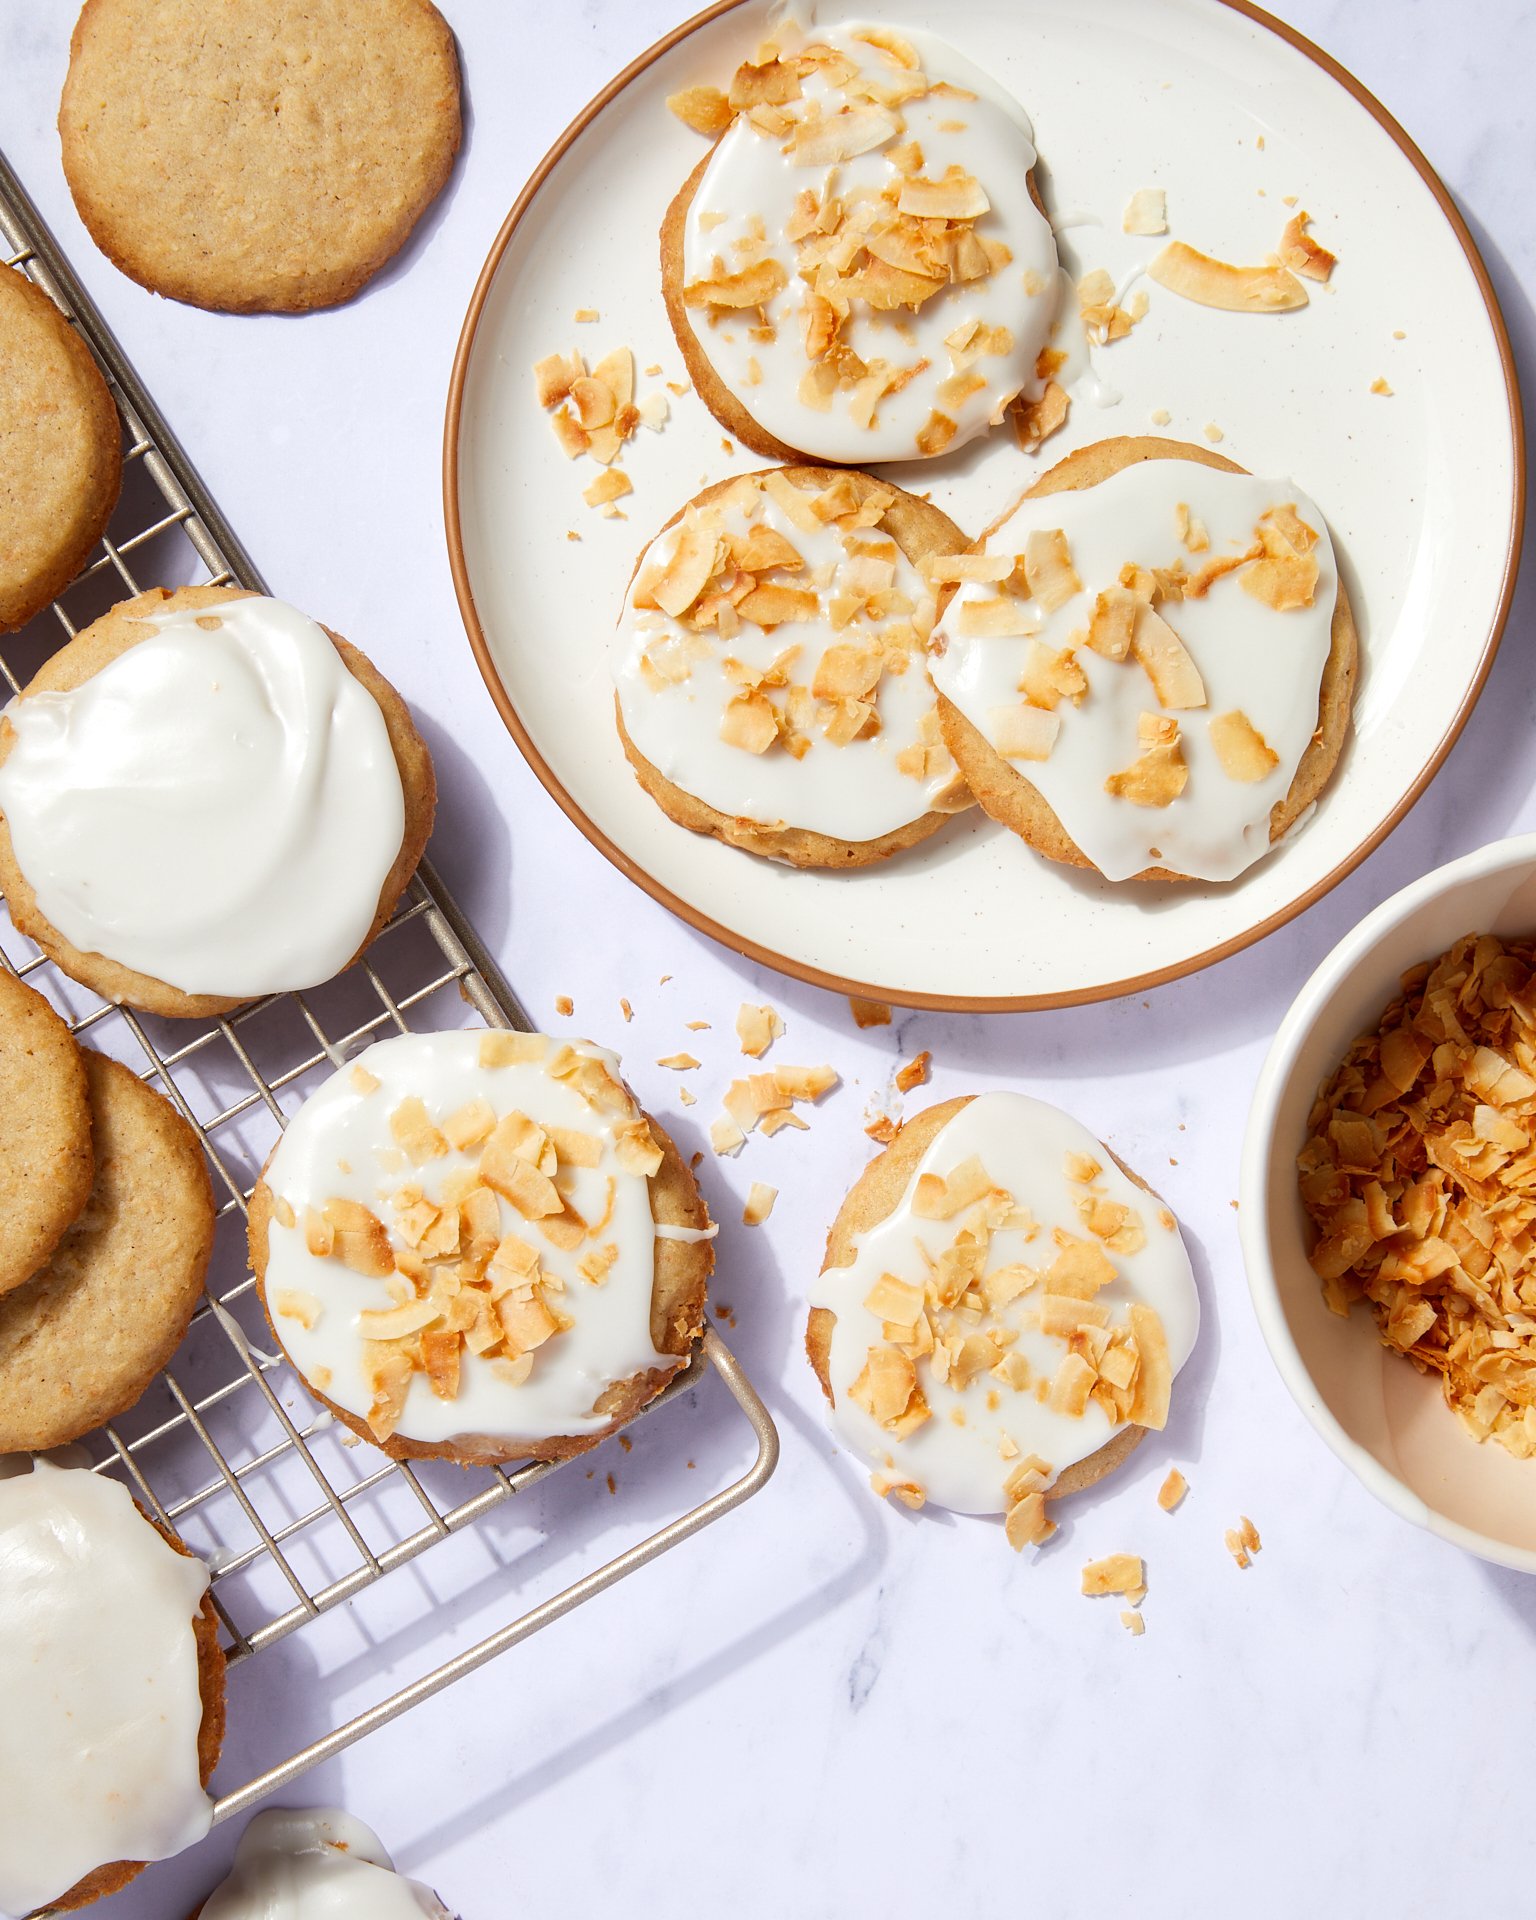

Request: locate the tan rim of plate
(443, 0), (1526, 1015)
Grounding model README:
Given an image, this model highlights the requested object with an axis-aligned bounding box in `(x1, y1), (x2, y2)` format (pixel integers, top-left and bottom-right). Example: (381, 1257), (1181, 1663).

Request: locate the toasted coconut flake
(1018, 640), (1088, 711)
(916, 411), (958, 457)
(1012, 380), (1069, 451)
(533, 350), (583, 409)
(1120, 1609), (1146, 1635)
(683, 256), (790, 310)
(1127, 1304), (1173, 1429)
(1370, 376), (1393, 397)
(1087, 586), (1139, 661)
(1104, 714), (1188, 807)
(958, 596), (1038, 640)
(1175, 502), (1210, 553)
(1147, 240), (1307, 312)
(350, 1065), (381, 1096)
(1020, 528), (1081, 612)
(736, 1002), (785, 1058)
(743, 1181), (778, 1226)
(921, 551), (1013, 585)
(668, 84), (734, 136)
(1123, 187), (1168, 236)
(1004, 1491), (1056, 1550)
(990, 703), (1061, 763)
(872, 1471), (926, 1509)
(719, 691), (780, 754)
(895, 1051), (931, 1094)
(1277, 209), (1336, 282)
(656, 1052), (701, 1071)
(850, 996), (892, 1028)
(1081, 1553), (1144, 1597)
(480, 1030), (545, 1068)
(1132, 606), (1207, 709)
(1209, 709), (1279, 782)
(274, 1288), (323, 1331)
(897, 165), (990, 220)
(582, 468), (632, 509)
(1157, 1467), (1188, 1511)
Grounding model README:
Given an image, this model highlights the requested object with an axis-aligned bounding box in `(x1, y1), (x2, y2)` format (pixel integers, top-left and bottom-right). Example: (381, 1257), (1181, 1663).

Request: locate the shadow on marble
(413, 705), (515, 963)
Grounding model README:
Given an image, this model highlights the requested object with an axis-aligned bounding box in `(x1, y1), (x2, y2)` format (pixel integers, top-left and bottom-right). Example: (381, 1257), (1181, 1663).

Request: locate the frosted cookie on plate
(0, 585), (436, 1018)
(928, 435), (1358, 884)
(807, 1093), (1199, 1543)
(662, 19), (1060, 465)
(191, 1809), (454, 1919)
(0, 266), (122, 632)
(0, 1459), (224, 1916)
(615, 466), (971, 867)
(0, 1047), (216, 1453)
(249, 1029), (712, 1465)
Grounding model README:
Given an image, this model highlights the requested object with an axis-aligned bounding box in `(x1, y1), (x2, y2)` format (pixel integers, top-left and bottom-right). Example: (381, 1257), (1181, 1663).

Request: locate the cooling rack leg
(210, 1321), (778, 1823)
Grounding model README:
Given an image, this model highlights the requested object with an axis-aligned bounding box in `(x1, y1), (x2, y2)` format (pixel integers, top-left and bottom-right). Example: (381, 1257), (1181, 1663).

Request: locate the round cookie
(0, 1464), (225, 1917)
(615, 465), (972, 868)
(0, 266), (121, 631)
(807, 1092), (1200, 1536)
(933, 435), (1360, 884)
(0, 585), (437, 1019)
(661, 19), (1061, 466)
(59, 0), (462, 314)
(190, 1809), (453, 1920)
(0, 969), (93, 1297)
(249, 1030), (711, 1467)
(0, 1049), (216, 1453)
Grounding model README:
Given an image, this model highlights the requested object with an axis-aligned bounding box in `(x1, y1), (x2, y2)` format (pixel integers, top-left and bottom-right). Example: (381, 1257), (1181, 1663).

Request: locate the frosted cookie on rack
(0, 1047), (216, 1453)
(0, 585), (436, 1018)
(248, 1029), (711, 1466)
(191, 1809), (454, 1919)
(0, 967), (94, 1298)
(928, 435), (1358, 884)
(0, 1459), (225, 1916)
(0, 265), (121, 632)
(806, 1093), (1199, 1543)
(615, 466), (971, 867)
(662, 19), (1060, 464)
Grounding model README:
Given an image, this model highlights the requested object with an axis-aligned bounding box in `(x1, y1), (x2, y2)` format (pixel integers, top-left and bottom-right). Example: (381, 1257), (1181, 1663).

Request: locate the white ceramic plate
(447, 0), (1521, 1010)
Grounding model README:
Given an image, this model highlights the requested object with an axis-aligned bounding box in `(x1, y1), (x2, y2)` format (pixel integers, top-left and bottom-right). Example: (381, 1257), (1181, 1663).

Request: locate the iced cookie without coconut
(615, 466), (972, 867)
(0, 1461), (225, 1917)
(929, 434), (1358, 884)
(0, 266), (121, 632)
(249, 1029), (712, 1466)
(190, 1809), (454, 1919)
(0, 585), (436, 1019)
(59, 0), (461, 314)
(0, 1050), (215, 1453)
(0, 968), (93, 1297)
(806, 1093), (1200, 1545)
(662, 18), (1061, 465)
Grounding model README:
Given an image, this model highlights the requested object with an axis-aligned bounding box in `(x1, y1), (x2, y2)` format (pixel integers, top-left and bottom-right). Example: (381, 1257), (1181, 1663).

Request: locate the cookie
(0, 1050), (216, 1453)
(806, 1092), (1200, 1542)
(0, 1461), (224, 1917)
(615, 465), (972, 868)
(59, 0), (462, 314)
(661, 20), (1060, 464)
(930, 435), (1360, 884)
(0, 265), (121, 631)
(0, 968), (94, 1297)
(0, 585), (437, 1019)
(249, 1030), (711, 1467)
(193, 1809), (453, 1919)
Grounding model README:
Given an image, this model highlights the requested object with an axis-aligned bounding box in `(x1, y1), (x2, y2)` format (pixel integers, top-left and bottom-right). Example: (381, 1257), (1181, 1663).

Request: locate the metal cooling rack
(0, 149), (777, 1874)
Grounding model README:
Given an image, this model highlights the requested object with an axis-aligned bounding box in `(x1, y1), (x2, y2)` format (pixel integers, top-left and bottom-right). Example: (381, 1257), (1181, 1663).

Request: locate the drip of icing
(808, 1093), (1200, 1513)
(615, 474), (958, 840)
(0, 1460), (213, 1915)
(200, 1809), (453, 1919)
(0, 596), (406, 998)
(654, 1222), (720, 1242)
(928, 460), (1339, 882)
(680, 21), (1059, 462)
(261, 1031), (676, 1447)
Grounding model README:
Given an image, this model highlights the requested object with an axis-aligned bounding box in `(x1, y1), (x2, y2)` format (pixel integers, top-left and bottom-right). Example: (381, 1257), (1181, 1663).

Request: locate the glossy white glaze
(200, 1809), (452, 1920)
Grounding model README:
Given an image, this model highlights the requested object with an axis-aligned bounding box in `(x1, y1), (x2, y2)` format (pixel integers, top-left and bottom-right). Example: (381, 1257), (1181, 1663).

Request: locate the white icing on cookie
(615, 470), (964, 842)
(201, 1809), (452, 1920)
(260, 1031), (681, 1449)
(927, 459), (1340, 882)
(0, 1460), (212, 1916)
(808, 1093), (1199, 1514)
(0, 595), (406, 998)
(678, 20), (1060, 461)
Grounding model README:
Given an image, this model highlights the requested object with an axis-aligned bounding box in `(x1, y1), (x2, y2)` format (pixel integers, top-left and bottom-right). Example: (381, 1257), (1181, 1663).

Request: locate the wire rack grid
(0, 147), (777, 1866)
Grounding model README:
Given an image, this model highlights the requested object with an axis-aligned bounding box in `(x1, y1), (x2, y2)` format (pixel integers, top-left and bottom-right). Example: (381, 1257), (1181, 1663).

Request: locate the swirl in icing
(808, 1093), (1200, 1518)
(0, 1459), (212, 1917)
(201, 1809), (452, 1920)
(615, 469), (966, 841)
(677, 20), (1060, 462)
(0, 595), (406, 998)
(927, 458), (1341, 882)
(259, 1030), (680, 1448)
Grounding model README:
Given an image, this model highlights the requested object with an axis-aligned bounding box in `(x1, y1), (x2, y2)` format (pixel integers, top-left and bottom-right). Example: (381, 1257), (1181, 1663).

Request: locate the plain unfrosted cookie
(0, 1050), (215, 1452)
(0, 969), (93, 1298)
(0, 585), (437, 1021)
(0, 266), (121, 632)
(59, 0), (462, 314)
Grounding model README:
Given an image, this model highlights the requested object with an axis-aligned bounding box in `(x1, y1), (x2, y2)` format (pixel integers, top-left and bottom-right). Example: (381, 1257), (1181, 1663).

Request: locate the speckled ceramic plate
(446, 0), (1522, 1011)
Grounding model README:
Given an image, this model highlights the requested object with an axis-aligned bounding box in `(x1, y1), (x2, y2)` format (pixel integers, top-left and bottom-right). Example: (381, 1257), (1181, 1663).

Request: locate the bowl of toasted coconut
(1242, 834), (1536, 1571)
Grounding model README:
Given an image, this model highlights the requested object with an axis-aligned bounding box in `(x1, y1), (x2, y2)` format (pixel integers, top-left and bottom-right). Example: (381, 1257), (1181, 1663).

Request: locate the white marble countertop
(4, 0), (1536, 1914)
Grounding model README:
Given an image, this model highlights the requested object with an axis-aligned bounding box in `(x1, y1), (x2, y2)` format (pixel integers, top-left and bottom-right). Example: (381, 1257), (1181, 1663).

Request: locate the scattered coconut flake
(743, 1181), (778, 1226)
(1157, 1468), (1188, 1512)
(736, 1002), (785, 1058)
(850, 997), (892, 1028)
(1122, 187), (1168, 236)
(1147, 240), (1307, 313)
(895, 1051), (931, 1094)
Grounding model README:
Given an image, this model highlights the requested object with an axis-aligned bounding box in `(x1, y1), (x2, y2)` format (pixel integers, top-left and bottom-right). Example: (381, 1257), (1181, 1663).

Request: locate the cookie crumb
(619, 1434), (632, 1452)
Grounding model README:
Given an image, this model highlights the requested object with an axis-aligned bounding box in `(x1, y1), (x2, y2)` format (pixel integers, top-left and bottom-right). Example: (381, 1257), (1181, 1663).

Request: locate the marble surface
(3, 0), (1535, 1914)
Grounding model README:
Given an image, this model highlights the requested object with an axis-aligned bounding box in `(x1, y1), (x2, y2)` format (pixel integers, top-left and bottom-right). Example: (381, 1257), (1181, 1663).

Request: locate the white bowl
(1241, 833), (1536, 1573)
